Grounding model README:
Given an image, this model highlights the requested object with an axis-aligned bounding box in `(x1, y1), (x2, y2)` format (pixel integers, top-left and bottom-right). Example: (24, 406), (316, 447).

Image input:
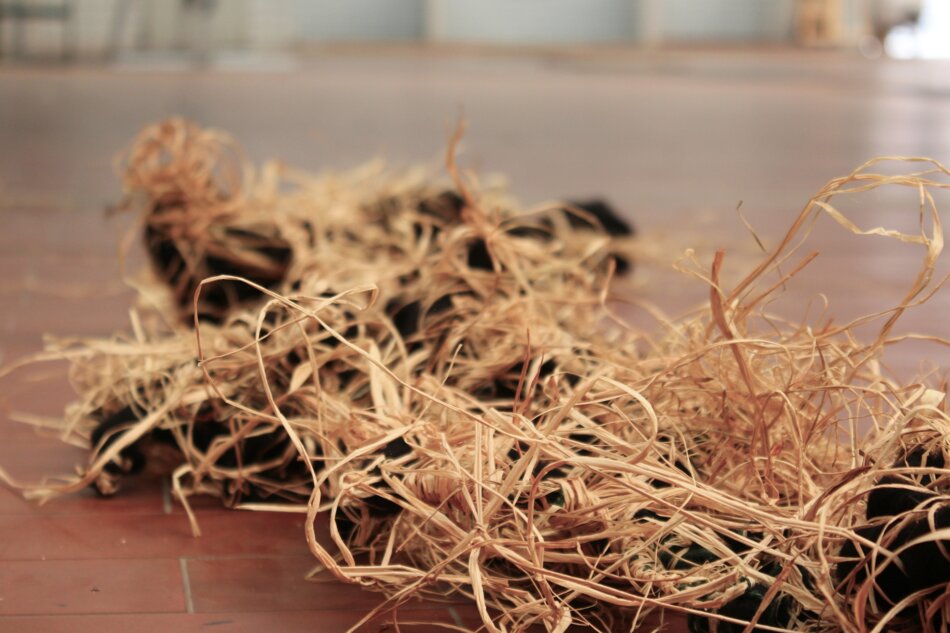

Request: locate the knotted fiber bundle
(282, 157), (950, 633)
(1, 121), (947, 633)
(0, 118), (635, 526)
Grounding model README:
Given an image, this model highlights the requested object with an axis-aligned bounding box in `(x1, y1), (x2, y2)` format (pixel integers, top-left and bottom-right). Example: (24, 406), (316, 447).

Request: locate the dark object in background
(835, 507), (950, 614)
(90, 398), (312, 503)
(466, 237), (494, 271)
(659, 541), (719, 570)
(90, 405), (148, 478)
(610, 253), (631, 276)
(89, 404), (178, 495)
(385, 294), (454, 344)
(413, 190), (465, 241)
(505, 441), (566, 480)
(387, 299), (423, 341)
(383, 436), (412, 460)
(563, 199), (634, 274)
(564, 199), (634, 237)
(865, 475), (938, 519)
(866, 447), (945, 519)
(505, 217), (554, 240)
(186, 400), (313, 504)
(415, 193), (634, 276)
(687, 583), (795, 633)
(145, 200), (293, 325)
(353, 435), (416, 519)
(363, 494), (402, 517)
(333, 509), (358, 542)
(487, 357), (577, 404)
(418, 191), (464, 225)
(835, 446), (950, 612)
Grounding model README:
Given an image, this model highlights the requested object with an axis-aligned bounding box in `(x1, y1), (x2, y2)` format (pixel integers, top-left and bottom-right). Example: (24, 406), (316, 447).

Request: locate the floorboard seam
(179, 558), (195, 614)
(447, 606), (463, 627)
(161, 479), (173, 514)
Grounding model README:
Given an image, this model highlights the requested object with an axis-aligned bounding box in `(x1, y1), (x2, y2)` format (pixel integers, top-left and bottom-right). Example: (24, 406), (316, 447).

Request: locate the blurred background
(1, 0), (949, 375)
(0, 3), (948, 628)
(0, 0), (947, 63)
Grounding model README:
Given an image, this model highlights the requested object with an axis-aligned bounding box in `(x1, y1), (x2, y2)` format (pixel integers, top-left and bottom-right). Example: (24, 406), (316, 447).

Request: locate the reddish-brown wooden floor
(1, 49), (949, 632)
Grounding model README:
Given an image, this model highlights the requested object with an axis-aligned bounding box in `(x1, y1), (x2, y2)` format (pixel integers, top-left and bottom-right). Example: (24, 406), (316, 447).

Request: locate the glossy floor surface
(1, 48), (949, 632)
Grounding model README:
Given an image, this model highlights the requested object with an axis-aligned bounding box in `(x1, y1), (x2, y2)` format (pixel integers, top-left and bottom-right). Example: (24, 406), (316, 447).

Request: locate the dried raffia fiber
(274, 157), (949, 633)
(1, 120), (948, 633)
(114, 119), (633, 326)
(0, 118), (636, 525)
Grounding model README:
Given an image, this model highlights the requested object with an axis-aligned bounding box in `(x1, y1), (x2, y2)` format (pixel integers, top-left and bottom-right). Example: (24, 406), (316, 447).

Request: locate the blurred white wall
(655, 0), (795, 41)
(429, 0), (634, 44)
(0, 0), (246, 58)
(299, 0), (424, 41)
(244, 0), (297, 49)
(1, 0), (878, 60)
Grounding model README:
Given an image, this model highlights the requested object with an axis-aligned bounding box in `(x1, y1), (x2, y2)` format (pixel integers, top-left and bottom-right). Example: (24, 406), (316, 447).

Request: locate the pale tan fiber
(1, 121), (947, 633)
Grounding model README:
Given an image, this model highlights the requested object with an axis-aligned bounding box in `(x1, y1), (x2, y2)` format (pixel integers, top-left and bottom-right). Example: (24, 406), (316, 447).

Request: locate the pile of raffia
(1, 119), (947, 633)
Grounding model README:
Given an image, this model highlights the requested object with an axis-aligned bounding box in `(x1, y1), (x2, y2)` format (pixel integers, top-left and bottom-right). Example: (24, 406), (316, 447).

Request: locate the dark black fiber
(90, 405), (146, 476)
(387, 299), (421, 339)
(467, 238), (494, 271)
(866, 475), (937, 519)
(383, 436), (412, 460)
(564, 199), (634, 237)
(417, 190), (464, 223)
(688, 584), (794, 633)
